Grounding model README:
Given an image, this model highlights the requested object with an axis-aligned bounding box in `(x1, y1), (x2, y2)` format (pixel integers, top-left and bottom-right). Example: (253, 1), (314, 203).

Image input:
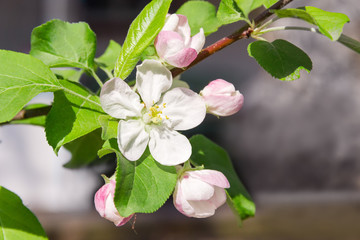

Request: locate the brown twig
(0, 106), (51, 126)
(171, 0), (293, 77)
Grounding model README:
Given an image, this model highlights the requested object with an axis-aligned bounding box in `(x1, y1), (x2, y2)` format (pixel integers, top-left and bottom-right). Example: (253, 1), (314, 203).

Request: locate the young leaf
(217, 0), (277, 25)
(63, 128), (104, 168)
(114, 0), (172, 80)
(189, 135), (255, 222)
(97, 138), (119, 158)
(45, 80), (104, 153)
(0, 50), (61, 123)
(114, 149), (177, 217)
(30, 19), (96, 70)
(338, 34), (360, 54)
(235, 0), (277, 19)
(0, 186), (48, 240)
(217, 0), (245, 25)
(248, 39), (312, 81)
(98, 115), (118, 140)
(176, 1), (221, 36)
(274, 7), (350, 41)
(10, 104), (50, 127)
(95, 40), (122, 72)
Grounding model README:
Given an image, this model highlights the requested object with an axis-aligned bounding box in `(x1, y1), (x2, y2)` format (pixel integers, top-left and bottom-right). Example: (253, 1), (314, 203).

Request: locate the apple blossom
(94, 179), (133, 226)
(200, 79), (244, 116)
(154, 14), (205, 68)
(100, 59), (206, 166)
(173, 169), (230, 218)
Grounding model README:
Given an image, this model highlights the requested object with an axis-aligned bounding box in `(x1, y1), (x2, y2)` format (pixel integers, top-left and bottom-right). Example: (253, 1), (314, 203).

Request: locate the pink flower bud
(200, 79), (244, 116)
(173, 169), (230, 218)
(94, 180), (133, 226)
(154, 14), (205, 68)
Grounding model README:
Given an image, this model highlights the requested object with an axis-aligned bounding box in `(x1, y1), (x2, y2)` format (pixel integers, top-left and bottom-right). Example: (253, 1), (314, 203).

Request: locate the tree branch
(171, 0), (293, 77)
(0, 106), (51, 126)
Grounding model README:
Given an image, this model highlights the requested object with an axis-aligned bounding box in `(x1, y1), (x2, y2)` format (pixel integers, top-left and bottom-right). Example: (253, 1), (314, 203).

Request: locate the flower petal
(162, 14), (180, 32)
(165, 48), (197, 68)
(136, 59), (172, 108)
(188, 200), (216, 218)
(181, 176), (215, 201)
(148, 126), (191, 166)
(173, 181), (195, 217)
(209, 186), (227, 209)
(94, 181), (113, 217)
(117, 119), (149, 161)
(154, 31), (185, 59)
(187, 170), (230, 188)
(160, 88), (206, 131)
(190, 28), (205, 53)
(100, 78), (143, 119)
(175, 14), (191, 46)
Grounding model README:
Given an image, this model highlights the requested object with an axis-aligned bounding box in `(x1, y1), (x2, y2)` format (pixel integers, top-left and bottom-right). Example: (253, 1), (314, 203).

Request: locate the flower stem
(90, 69), (104, 87)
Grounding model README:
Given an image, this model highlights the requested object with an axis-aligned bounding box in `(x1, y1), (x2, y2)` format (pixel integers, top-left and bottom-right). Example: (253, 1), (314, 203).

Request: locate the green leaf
(235, 0), (276, 19)
(114, 149), (177, 217)
(217, 0), (277, 24)
(98, 115), (118, 140)
(30, 19), (96, 70)
(63, 128), (104, 168)
(274, 7), (350, 41)
(248, 39), (312, 81)
(338, 34), (360, 54)
(10, 104), (50, 127)
(0, 50), (61, 123)
(52, 69), (83, 82)
(217, 0), (245, 25)
(189, 135), (255, 222)
(0, 186), (48, 240)
(114, 0), (172, 79)
(97, 138), (119, 158)
(45, 80), (104, 153)
(95, 40), (122, 72)
(177, 1), (221, 36)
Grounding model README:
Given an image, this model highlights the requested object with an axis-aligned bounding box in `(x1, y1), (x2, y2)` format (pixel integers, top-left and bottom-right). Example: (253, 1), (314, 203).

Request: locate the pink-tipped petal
(201, 79), (244, 116)
(173, 181), (195, 217)
(165, 47), (197, 68)
(187, 170), (230, 188)
(155, 31), (184, 59)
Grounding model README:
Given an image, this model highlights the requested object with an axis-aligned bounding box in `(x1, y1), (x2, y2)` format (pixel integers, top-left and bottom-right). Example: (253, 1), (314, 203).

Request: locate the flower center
(144, 103), (169, 124)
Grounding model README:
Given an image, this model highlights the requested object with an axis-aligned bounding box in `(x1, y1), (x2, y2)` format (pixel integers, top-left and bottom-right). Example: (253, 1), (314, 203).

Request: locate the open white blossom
(100, 59), (206, 166)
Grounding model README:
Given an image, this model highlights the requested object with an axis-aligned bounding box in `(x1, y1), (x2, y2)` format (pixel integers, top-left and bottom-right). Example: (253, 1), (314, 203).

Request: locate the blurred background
(1, 0), (360, 239)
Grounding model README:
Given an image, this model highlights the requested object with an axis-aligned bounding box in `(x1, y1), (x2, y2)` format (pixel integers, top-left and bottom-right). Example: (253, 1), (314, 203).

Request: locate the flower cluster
(95, 13), (244, 226)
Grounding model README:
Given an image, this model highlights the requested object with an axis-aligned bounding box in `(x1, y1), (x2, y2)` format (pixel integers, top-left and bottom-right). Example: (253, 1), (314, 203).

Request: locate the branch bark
(171, 0), (293, 77)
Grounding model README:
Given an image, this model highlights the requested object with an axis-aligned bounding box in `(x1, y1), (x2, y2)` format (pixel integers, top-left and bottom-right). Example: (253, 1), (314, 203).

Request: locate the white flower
(173, 169), (230, 218)
(100, 59), (206, 166)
